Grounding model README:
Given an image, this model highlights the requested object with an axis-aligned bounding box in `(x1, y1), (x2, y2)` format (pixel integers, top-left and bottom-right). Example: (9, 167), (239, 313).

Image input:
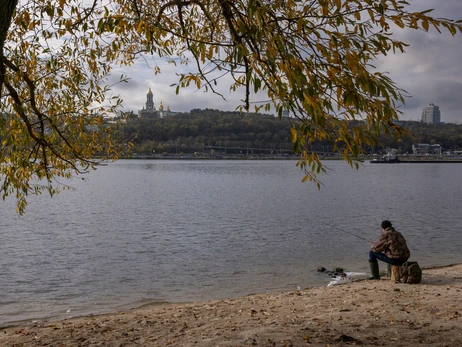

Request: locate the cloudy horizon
(110, 0), (462, 124)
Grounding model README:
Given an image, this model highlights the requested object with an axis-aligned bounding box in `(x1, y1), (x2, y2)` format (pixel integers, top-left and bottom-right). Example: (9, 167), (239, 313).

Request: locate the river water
(1, 159), (461, 325)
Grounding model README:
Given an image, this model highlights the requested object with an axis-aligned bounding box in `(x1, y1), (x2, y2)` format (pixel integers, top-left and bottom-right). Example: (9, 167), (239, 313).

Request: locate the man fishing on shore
(368, 220), (410, 280)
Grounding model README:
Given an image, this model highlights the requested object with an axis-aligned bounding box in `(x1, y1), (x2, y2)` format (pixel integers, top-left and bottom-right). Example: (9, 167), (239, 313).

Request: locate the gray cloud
(373, 0), (462, 123)
(111, 57), (251, 115)
(111, 1), (462, 123)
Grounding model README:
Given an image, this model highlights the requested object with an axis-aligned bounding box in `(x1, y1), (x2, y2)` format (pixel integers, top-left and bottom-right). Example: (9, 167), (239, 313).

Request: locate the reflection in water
(1, 160), (461, 325)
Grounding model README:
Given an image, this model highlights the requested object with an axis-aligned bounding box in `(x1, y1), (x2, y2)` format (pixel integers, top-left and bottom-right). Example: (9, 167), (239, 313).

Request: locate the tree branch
(0, 0), (18, 100)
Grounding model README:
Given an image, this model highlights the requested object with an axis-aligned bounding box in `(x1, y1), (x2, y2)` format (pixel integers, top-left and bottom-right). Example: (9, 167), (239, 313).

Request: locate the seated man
(369, 220), (410, 280)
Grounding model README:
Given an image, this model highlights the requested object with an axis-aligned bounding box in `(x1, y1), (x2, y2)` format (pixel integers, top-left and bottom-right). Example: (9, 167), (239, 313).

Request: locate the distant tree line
(118, 109), (297, 155)
(375, 121), (462, 154)
(115, 109), (462, 155)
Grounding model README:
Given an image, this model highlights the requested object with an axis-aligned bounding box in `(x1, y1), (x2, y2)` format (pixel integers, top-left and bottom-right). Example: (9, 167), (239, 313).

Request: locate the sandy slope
(1, 264), (461, 346)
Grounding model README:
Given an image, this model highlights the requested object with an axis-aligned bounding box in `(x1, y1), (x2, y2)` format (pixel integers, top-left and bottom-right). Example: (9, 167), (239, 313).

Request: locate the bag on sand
(399, 261), (422, 284)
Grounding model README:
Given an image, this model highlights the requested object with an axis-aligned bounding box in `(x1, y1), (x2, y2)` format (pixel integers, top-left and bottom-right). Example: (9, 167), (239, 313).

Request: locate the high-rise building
(421, 103), (441, 124)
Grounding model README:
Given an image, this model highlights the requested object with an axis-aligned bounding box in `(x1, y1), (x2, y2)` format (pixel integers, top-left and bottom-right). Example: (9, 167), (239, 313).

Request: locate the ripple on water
(1, 160), (461, 325)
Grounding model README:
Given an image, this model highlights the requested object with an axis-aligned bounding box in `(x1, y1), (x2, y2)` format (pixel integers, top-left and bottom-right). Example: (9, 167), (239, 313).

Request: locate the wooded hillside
(116, 110), (462, 155)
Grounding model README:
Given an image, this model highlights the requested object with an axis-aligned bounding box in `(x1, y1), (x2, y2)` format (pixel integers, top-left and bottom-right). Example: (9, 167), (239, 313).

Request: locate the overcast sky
(110, 0), (462, 124)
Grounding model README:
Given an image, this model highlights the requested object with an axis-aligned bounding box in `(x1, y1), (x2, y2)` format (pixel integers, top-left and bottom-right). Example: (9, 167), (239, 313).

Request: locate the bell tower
(146, 88), (155, 111)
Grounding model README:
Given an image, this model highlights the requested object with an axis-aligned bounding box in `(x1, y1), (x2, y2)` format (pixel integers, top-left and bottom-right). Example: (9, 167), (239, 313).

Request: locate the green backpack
(399, 261), (422, 284)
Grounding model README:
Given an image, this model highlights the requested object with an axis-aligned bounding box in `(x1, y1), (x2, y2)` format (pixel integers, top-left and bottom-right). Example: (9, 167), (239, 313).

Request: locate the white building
(421, 103), (441, 124)
(138, 88), (177, 118)
(412, 143), (442, 155)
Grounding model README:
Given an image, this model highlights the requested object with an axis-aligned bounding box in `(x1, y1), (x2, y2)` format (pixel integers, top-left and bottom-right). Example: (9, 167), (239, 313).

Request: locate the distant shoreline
(395, 158), (462, 163)
(119, 154), (462, 163)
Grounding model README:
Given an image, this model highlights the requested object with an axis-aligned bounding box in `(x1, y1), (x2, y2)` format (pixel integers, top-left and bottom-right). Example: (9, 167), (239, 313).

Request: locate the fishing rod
(326, 224), (375, 244)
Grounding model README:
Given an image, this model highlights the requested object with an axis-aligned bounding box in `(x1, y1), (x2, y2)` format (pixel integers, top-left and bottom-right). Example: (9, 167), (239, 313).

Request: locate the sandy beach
(1, 264), (461, 346)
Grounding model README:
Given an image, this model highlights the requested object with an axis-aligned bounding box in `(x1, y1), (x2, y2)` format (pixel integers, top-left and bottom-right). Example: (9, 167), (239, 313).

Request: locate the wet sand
(1, 264), (461, 346)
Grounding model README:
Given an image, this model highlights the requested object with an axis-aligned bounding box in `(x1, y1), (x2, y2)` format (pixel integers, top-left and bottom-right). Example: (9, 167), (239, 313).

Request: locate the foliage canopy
(1, 0), (462, 213)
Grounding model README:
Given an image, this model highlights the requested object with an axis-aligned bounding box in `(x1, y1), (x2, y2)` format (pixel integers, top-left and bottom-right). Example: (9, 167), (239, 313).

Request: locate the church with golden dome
(138, 88), (176, 118)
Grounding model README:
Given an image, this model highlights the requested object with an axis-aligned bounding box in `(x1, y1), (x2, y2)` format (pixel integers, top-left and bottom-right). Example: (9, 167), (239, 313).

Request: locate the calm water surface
(1, 160), (461, 325)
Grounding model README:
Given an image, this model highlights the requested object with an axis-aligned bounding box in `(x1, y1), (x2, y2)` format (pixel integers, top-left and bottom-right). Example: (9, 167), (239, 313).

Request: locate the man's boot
(386, 263), (391, 277)
(368, 260), (380, 280)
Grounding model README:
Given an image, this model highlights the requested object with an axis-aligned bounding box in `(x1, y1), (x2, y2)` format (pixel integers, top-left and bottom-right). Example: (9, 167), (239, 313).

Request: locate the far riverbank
(122, 153), (462, 162)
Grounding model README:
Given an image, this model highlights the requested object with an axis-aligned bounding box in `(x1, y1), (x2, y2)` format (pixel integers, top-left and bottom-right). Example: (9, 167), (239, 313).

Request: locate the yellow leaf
(290, 128), (297, 142)
(422, 20), (429, 31)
